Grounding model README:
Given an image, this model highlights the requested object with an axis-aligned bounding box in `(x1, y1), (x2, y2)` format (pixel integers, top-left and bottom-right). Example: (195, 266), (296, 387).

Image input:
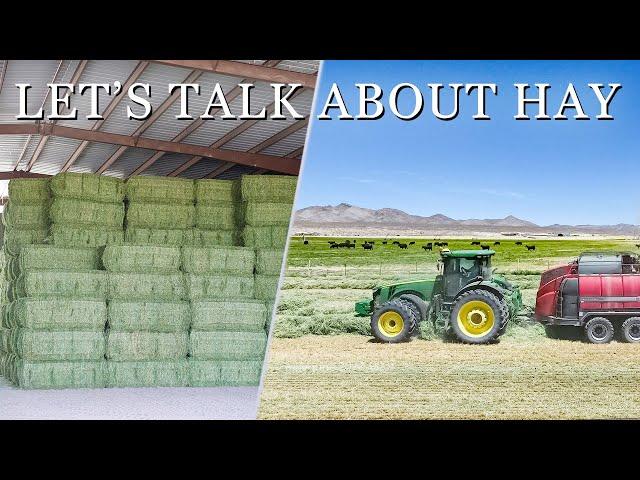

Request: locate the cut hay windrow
(125, 227), (194, 246)
(125, 176), (195, 205)
(195, 204), (237, 230)
(188, 359), (262, 387)
(192, 228), (237, 247)
(106, 360), (189, 388)
(239, 202), (293, 227)
(238, 175), (298, 202)
(3, 298), (107, 331)
(195, 179), (238, 204)
(255, 248), (285, 275)
(8, 178), (50, 205)
(106, 331), (188, 360)
(241, 225), (289, 248)
(190, 300), (267, 332)
(102, 245), (181, 273)
(49, 198), (125, 228)
(189, 331), (267, 360)
(6, 329), (106, 361)
(254, 274), (281, 301)
(185, 274), (254, 300)
(126, 203), (195, 229)
(181, 246), (255, 275)
(14, 359), (107, 389)
(107, 272), (186, 301)
(3, 228), (49, 256)
(2, 203), (49, 228)
(50, 224), (124, 248)
(107, 300), (190, 332)
(11, 270), (108, 301)
(50, 172), (125, 203)
(9, 245), (101, 282)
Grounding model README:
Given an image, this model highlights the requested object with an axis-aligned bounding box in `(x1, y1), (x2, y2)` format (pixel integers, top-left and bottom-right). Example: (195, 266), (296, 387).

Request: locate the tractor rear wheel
(398, 294), (428, 322)
(584, 317), (614, 344)
(622, 317), (640, 343)
(371, 299), (416, 343)
(450, 290), (507, 344)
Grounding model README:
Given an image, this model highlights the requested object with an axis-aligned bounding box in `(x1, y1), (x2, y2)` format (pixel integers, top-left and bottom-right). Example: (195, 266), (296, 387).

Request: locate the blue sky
(297, 60), (640, 226)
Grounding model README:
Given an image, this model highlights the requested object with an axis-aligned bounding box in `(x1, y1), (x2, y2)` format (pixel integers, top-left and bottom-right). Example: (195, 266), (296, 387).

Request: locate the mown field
(259, 235), (640, 419)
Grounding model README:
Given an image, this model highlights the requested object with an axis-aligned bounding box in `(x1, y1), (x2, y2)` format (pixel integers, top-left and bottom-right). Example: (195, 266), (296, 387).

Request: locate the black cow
(434, 242), (442, 247)
(493, 241), (500, 246)
(330, 243), (339, 249)
(636, 244), (640, 248)
(303, 240), (309, 245)
(328, 241), (335, 245)
(481, 245), (490, 250)
(348, 243), (355, 249)
(441, 242), (448, 247)
(398, 243), (408, 249)
(515, 241), (522, 246)
(392, 241), (399, 245)
(362, 243), (373, 250)
(471, 241), (481, 245)
(409, 241), (415, 245)
(525, 245), (536, 251)
(382, 241), (388, 245)
(422, 245), (432, 251)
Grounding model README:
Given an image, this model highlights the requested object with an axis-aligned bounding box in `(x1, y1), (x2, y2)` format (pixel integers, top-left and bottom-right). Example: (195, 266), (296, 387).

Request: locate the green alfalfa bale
(12, 271), (108, 301)
(50, 198), (125, 228)
(185, 274), (254, 300)
(50, 224), (124, 248)
(3, 227), (49, 256)
(106, 331), (188, 360)
(241, 225), (289, 248)
(8, 178), (50, 205)
(254, 274), (281, 301)
(1, 203), (49, 228)
(255, 248), (285, 275)
(8, 329), (106, 361)
(188, 359), (262, 387)
(181, 246), (255, 275)
(102, 245), (181, 273)
(192, 228), (238, 247)
(107, 273), (186, 301)
(189, 331), (267, 360)
(194, 204), (237, 230)
(5, 298), (106, 331)
(126, 202), (195, 229)
(108, 300), (190, 333)
(125, 176), (195, 205)
(190, 300), (267, 332)
(238, 175), (298, 202)
(106, 359), (189, 387)
(50, 172), (125, 203)
(125, 227), (193, 246)
(15, 359), (107, 389)
(194, 179), (238, 205)
(0, 327), (10, 353)
(15, 245), (101, 277)
(239, 202), (293, 227)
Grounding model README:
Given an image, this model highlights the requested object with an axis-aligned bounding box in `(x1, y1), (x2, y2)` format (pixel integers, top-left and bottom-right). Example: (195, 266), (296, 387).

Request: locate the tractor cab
(439, 249), (495, 299)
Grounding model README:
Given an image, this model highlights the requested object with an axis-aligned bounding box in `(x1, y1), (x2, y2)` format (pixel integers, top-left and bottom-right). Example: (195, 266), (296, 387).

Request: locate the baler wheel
(371, 299), (416, 343)
(450, 290), (507, 344)
(622, 317), (640, 343)
(584, 317), (614, 344)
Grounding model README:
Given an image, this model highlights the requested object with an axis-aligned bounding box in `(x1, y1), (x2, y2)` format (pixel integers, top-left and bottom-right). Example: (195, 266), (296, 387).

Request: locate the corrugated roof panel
(0, 60), (60, 124)
(179, 158), (224, 179)
(276, 60), (321, 74)
(142, 72), (240, 141)
(182, 81), (275, 147)
(142, 152), (193, 177)
(11, 135), (41, 171)
(105, 147), (156, 178)
(261, 126), (308, 156)
(0, 134), (33, 170)
(71, 141), (120, 173)
(100, 63), (193, 136)
(30, 136), (82, 175)
(57, 60), (139, 130)
(217, 163), (256, 180)
(222, 89), (314, 152)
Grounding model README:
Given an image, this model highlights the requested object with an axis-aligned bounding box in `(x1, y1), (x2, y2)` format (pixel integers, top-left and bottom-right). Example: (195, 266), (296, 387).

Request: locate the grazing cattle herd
(315, 238), (545, 254)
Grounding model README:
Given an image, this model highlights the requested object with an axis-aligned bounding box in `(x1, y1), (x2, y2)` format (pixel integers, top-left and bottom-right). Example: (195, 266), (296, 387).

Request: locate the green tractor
(355, 249), (522, 344)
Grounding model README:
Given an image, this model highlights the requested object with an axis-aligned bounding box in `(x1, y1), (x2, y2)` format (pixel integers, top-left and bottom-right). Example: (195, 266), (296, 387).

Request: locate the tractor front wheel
(450, 290), (507, 344)
(371, 299), (416, 343)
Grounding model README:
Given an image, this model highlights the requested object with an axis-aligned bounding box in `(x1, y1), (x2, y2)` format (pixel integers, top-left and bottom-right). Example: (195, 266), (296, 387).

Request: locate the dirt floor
(258, 335), (640, 419)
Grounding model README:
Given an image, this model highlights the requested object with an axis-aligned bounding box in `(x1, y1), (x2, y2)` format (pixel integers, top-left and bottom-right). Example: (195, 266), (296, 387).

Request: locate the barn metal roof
(0, 60), (319, 181)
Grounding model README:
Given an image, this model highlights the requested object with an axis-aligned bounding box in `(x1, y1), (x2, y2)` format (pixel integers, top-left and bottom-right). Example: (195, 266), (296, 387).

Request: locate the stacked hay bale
(237, 175), (297, 333)
(49, 173), (125, 247)
(103, 245), (189, 387)
(124, 176), (195, 246)
(0, 244), (107, 388)
(183, 246), (265, 386)
(193, 179), (239, 246)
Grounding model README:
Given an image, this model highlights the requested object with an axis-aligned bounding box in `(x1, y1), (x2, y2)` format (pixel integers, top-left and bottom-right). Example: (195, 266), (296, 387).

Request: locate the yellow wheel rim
(378, 311), (404, 337)
(457, 300), (495, 338)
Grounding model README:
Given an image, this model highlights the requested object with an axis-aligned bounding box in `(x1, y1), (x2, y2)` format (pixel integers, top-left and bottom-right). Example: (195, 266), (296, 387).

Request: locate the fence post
(344, 263), (347, 276)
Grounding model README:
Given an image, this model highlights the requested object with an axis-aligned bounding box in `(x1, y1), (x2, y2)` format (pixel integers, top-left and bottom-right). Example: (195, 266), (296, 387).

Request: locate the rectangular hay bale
(12, 270), (108, 300)
(108, 300), (190, 332)
(16, 245), (101, 276)
(185, 274), (254, 300)
(188, 359), (262, 387)
(125, 227), (193, 246)
(107, 273), (186, 300)
(190, 299), (267, 332)
(238, 175), (298, 202)
(195, 204), (237, 230)
(8, 329), (106, 361)
(125, 176), (194, 205)
(15, 359), (107, 389)
(255, 248), (285, 275)
(239, 202), (293, 227)
(50, 198), (125, 228)
(194, 179), (237, 204)
(106, 331), (188, 360)
(8, 178), (50, 205)
(253, 274), (281, 301)
(189, 331), (267, 360)
(102, 245), (181, 273)
(192, 228), (237, 247)
(106, 359), (188, 387)
(241, 225), (289, 248)
(3, 228), (49, 256)
(181, 246), (255, 275)
(4, 298), (106, 331)
(50, 224), (124, 248)
(126, 202), (195, 229)
(50, 172), (125, 203)
(2, 203), (49, 229)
